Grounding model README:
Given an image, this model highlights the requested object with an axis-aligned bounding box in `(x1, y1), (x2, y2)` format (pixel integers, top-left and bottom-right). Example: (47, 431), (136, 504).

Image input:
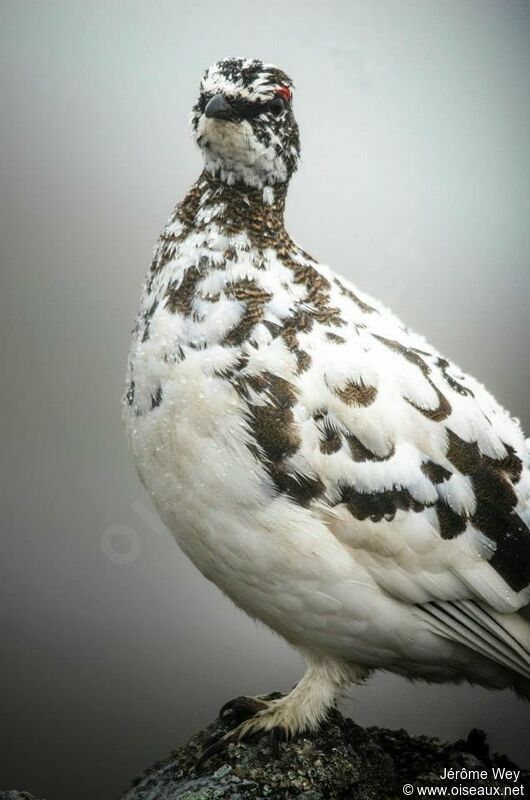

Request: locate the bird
(124, 57), (530, 753)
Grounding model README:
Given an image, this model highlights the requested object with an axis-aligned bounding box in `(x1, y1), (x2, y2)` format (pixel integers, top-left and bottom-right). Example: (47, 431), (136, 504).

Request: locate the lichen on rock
(118, 708), (529, 800)
(120, 708), (393, 800)
(2, 708), (528, 800)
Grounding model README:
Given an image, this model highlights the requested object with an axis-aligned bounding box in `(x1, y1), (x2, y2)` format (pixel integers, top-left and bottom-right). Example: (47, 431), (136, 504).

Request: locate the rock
(0, 793), (43, 800)
(118, 706), (530, 800)
(3, 708), (528, 800)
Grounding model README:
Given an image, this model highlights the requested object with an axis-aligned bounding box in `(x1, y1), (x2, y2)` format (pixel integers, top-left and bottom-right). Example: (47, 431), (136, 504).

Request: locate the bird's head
(191, 58), (300, 189)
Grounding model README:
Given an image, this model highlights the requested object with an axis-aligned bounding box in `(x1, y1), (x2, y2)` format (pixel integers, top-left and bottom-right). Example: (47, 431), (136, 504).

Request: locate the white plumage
(124, 58), (530, 744)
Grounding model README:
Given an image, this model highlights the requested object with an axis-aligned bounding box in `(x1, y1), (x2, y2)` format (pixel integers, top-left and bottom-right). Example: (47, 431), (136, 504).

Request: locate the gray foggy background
(1, 1), (529, 797)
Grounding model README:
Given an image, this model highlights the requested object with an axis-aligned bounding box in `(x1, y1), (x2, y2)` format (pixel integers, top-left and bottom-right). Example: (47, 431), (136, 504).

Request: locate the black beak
(204, 94), (234, 121)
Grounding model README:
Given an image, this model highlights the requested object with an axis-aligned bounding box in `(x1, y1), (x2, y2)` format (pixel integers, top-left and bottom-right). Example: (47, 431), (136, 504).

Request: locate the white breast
(124, 312), (419, 665)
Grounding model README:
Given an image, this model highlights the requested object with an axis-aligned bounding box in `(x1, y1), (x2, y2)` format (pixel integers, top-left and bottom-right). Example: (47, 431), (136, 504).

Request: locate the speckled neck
(179, 171), (288, 240)
(150, 171), (297, 279)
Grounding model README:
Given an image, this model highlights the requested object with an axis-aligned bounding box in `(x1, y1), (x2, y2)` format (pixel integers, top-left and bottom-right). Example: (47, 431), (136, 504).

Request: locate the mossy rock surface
(0, 793), (44, 800)
(2, 708), (528, 800)
(118, 708), (530, 800)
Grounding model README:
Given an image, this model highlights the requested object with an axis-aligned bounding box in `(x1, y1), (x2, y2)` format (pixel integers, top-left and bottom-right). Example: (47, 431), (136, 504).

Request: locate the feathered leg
(199, 655), (369, 763)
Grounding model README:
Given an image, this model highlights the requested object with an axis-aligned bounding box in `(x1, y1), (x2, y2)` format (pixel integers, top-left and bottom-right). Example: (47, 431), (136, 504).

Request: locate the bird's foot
(198, 692), (296, 765)
(197, 658), (358, 767)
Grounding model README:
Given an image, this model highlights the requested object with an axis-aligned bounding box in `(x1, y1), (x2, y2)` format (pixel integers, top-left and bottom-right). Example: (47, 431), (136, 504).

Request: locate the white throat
(197, 116), (288, 189)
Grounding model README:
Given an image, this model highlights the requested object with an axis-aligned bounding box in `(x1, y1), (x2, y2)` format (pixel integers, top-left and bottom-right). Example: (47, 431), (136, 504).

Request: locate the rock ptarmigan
(124, 58), (530, 749)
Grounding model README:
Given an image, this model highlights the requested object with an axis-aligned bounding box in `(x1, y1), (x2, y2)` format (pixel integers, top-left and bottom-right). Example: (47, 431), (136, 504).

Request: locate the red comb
(276, 86), (292, 102)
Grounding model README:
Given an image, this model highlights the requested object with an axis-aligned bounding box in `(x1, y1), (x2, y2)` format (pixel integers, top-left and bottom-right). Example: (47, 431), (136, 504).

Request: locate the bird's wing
(319, 275), (529, 600)
(235, 266), (530, 621)
(242, 266), (530, 679)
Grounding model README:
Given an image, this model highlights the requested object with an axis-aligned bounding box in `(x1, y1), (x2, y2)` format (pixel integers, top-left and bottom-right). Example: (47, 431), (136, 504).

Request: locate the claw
(197, 692), (291, 768)
(202, 728), (225, 749)
(268, 726), (286, 756)
(219, 695), (267, 723)
(197, 728), (239, 768)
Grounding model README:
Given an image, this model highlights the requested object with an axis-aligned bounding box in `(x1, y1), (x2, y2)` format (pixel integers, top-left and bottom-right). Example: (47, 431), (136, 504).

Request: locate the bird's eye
(269, 96), (285, 116)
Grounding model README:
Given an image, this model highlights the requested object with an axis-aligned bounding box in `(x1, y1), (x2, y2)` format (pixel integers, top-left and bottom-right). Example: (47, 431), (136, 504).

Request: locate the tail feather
(417, 599), (530, 682)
